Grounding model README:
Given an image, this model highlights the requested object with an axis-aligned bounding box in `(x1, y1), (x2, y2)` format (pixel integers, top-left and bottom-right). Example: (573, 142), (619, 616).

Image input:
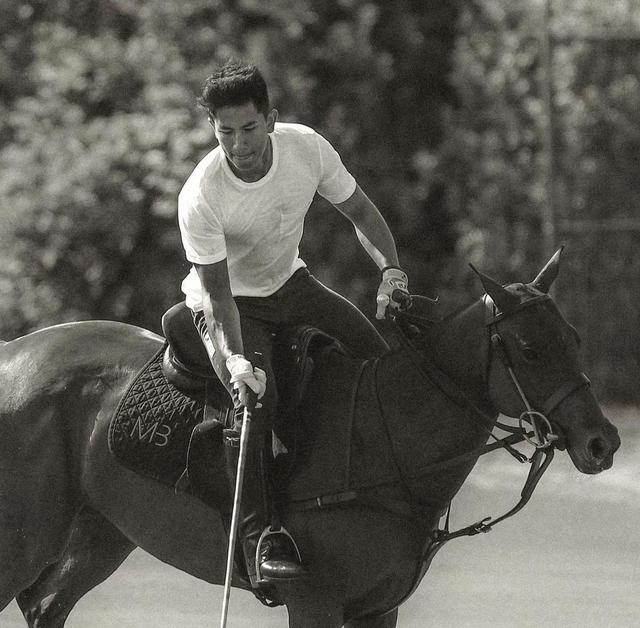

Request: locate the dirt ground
(3, 406), (638, 627)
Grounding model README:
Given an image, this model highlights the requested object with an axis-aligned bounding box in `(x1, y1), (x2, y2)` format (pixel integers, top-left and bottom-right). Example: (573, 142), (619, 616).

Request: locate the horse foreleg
(16, 505), (135, 628)
(343, 608), (399, 628)
(284, 579), (346, 628)
(286, 604), (344, 628)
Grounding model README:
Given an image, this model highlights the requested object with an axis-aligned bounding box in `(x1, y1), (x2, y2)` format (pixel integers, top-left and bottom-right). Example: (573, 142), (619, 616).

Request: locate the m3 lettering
(130, 419), (171, 447)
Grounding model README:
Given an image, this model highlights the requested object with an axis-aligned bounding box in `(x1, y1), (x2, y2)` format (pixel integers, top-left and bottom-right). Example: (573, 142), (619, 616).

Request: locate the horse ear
(469, 264), (521, 313)
(531, 246), (564, 293)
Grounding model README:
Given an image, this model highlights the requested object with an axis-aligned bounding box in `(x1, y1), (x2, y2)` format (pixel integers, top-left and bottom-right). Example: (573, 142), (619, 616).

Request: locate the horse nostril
(588, 436), (607, 461)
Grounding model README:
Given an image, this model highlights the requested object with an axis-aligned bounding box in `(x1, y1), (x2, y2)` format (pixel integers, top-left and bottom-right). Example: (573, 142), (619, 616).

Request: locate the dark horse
(0, 251), (620, 627)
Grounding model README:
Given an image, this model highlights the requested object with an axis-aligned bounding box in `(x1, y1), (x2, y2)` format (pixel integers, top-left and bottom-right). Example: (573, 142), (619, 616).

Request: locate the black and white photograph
(0, 1), (638, 626)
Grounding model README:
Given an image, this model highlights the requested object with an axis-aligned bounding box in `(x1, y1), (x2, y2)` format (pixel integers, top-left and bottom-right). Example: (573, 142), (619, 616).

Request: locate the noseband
(484, 294), (591, 449)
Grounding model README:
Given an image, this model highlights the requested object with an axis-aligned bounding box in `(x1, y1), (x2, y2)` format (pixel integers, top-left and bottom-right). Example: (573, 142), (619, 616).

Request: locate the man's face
(211, 101), (277, 182)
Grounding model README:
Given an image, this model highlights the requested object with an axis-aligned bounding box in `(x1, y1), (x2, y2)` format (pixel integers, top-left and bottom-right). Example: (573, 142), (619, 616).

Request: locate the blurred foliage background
(0, 0), (638, 402)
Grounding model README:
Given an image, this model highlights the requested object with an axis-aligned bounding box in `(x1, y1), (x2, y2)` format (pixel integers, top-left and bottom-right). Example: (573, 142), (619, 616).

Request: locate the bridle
(388, 291), (593, 537)
(288, 290), (597, 618)
(374, 292), (595, 613)
(390, 291), (590, 458)
(484, 293), (591, 450)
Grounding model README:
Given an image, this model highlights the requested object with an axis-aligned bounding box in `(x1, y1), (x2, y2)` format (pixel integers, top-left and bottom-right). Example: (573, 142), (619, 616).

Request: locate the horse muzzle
(568, 421), (620, 474)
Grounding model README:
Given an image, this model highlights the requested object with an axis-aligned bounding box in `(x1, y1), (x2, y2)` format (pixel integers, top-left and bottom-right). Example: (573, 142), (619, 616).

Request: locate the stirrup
(254, 526), (303, 584)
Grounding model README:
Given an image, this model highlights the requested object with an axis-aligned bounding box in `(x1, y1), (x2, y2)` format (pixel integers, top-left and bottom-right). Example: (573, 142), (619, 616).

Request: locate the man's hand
(376, 267), (411, 319)
(226, 354), (267, 408)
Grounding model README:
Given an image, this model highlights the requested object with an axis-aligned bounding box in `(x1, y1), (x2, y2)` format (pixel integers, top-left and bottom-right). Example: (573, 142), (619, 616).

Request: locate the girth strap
(290, 490), (358, 511)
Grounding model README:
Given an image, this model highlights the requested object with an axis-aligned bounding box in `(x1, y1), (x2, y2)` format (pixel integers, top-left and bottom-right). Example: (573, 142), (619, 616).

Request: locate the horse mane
(404, 282), (546, 343)
(403, 282), (564, 364)
(395, 297), (479, 356)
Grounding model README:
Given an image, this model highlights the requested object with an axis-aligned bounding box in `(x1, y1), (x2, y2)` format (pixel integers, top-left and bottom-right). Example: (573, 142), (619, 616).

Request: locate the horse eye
(521, 347), (539, 361)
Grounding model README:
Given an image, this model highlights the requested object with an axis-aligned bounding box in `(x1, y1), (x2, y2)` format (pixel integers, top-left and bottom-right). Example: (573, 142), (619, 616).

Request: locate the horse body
(1, 321), (425, 626)
(81, 330), (434, 624)
(0, 252), (622, 627)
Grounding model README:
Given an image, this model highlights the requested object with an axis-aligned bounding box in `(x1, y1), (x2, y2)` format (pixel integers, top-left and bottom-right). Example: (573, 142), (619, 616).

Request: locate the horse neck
(374, 299), (497, 508)
(423, 299), (490, 394)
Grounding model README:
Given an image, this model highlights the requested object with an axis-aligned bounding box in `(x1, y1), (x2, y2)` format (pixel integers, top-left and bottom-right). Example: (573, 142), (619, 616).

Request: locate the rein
(292, 292), (591, 561)
(356, 294), (583, 617)
(385, 292), (591, 544)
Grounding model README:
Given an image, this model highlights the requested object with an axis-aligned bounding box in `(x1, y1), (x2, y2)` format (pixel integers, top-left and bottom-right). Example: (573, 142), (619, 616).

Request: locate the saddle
(110, 302), (347, 502)
(161, 302), (221, 394)
(161, 301), (342, 415)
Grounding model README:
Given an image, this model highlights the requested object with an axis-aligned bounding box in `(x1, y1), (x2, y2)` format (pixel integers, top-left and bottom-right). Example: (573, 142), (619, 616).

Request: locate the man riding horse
(177, 61), (410, 588)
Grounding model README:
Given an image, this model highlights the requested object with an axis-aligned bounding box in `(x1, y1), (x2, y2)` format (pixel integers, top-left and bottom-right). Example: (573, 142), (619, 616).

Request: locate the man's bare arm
(334, 184), (400, 270)
(194, 260), (244, 362)
(334, 184), (410, 319)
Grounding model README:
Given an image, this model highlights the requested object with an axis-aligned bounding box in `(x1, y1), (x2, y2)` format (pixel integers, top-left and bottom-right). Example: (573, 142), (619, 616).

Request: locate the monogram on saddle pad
(108, 302), (355, 506)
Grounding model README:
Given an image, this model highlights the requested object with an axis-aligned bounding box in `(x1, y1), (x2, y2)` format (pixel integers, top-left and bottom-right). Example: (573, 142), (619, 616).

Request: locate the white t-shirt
(179, 122), (356, 310)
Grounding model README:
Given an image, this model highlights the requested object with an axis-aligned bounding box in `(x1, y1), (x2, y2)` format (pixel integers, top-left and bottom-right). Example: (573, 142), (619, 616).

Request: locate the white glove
(226, 354), (266, 406)
(376, 267), (410, 319)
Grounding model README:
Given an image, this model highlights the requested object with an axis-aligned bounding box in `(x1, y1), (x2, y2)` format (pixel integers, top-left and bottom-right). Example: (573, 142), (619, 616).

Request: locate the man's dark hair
(198, 61), (270, 118)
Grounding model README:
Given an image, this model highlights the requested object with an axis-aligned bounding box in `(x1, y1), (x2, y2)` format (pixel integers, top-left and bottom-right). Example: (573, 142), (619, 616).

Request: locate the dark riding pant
(191, 268), (387, 582)
(193, 268), (388, 437)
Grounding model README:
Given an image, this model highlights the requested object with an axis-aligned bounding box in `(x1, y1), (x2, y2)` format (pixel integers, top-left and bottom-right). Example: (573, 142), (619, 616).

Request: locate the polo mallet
(220, 387), (257, 628)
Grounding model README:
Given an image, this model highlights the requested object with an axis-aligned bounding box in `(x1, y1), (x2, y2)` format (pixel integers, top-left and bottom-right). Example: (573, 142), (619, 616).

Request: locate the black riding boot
(223, 429), (304, 585)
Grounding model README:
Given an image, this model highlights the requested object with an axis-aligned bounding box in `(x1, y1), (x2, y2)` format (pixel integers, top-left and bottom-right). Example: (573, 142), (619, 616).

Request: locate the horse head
(471, 248), (620, 474)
